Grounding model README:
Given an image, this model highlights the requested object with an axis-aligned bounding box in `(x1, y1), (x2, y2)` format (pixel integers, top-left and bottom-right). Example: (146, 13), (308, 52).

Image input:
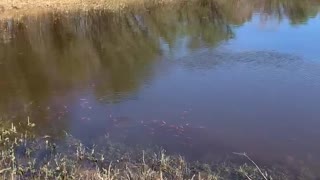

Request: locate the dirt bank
(0, 0), (177, 19)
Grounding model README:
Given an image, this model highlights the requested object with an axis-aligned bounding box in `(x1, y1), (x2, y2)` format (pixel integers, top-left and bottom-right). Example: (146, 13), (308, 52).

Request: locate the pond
(1, 0), (320, 177)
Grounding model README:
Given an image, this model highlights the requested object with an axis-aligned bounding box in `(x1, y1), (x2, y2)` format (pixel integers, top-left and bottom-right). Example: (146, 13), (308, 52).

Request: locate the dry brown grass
(0, 0), (179, 19)
(0, 119), (293, 180)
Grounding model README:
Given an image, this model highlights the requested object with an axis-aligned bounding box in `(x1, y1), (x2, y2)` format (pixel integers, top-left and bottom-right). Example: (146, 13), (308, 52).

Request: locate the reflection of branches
(141, 0), (233, 50)
(215, 0), (319, 25)
(0, 0), (318, 109)
(0, 14), (152, 113)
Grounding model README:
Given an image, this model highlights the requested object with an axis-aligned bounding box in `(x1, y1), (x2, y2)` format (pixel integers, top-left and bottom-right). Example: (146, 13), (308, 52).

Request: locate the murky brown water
(1, 0), (320, 177)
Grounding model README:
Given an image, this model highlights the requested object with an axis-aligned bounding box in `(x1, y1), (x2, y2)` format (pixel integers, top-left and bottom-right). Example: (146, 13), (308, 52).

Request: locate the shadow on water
(1, 0), (320, 177)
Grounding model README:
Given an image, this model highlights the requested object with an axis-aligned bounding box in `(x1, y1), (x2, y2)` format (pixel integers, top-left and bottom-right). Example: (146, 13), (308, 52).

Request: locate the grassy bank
(0, 119), (291, 180)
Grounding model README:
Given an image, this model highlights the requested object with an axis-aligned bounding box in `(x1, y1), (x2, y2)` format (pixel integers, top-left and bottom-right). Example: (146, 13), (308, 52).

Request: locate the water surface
(1, 0), (320, 177)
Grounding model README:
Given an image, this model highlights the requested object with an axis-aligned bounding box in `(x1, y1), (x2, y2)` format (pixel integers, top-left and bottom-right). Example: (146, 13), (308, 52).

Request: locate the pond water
(1, 0), (320, 177)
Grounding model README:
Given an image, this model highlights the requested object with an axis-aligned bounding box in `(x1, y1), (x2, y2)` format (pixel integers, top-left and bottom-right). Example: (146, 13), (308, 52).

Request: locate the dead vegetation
(0, 119), (293, 180)
(0, 0), (180, 19)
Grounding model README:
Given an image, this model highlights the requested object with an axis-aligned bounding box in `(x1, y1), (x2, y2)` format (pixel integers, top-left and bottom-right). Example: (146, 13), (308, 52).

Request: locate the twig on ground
(233, 152), (268, 180)
(0, 168), (11, 174)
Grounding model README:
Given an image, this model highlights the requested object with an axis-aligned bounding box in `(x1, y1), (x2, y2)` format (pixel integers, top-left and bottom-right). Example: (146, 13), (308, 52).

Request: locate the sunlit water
(1, 0), (320, 177)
